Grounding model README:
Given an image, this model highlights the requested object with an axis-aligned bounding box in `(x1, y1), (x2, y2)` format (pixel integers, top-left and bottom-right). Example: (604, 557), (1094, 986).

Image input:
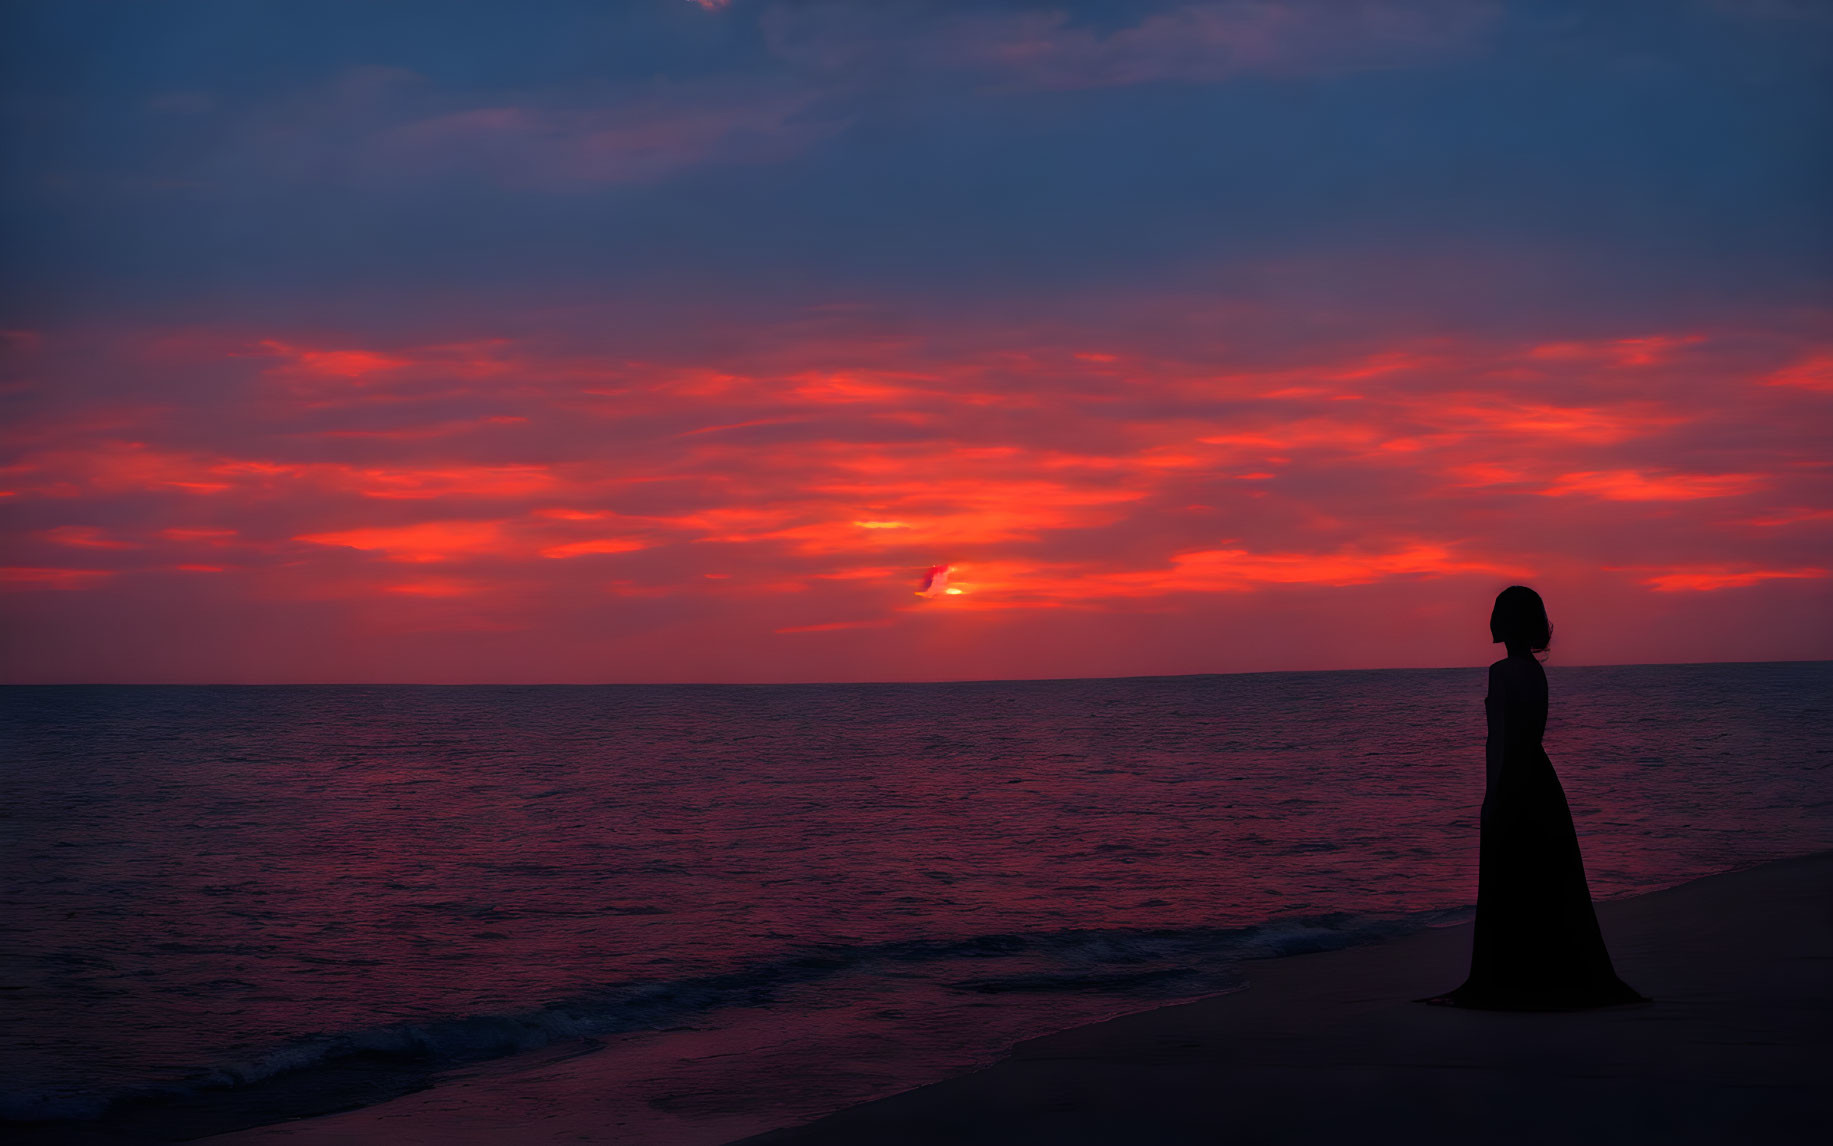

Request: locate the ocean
(4, 662), (1830, 1140)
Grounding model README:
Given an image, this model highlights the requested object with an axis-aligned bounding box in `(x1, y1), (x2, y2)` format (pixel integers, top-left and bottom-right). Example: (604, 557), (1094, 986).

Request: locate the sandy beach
(183, 849), (1831, 1146)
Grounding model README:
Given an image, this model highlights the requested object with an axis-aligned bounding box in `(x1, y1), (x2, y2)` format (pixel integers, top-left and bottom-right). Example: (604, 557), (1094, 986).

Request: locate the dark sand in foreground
(187, 851), (1829, 1145)
(742, 851), (1831, 1146)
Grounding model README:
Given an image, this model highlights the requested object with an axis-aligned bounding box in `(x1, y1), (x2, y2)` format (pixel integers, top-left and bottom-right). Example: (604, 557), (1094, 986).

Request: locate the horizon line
(3, 656), (1827, 689)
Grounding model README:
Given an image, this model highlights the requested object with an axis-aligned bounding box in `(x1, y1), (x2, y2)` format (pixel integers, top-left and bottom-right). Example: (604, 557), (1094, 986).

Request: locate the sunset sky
(2, 0), (1829, 683)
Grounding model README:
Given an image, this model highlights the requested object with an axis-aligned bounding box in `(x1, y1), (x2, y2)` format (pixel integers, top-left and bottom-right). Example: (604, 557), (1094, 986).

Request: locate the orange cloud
(1199, 420), (1382, 456)
(1619, 566), (1829, 592)
(1085, 542), (1516, 596)
(41, 525), (139, 549)
(258, 340), (412, 380)
(1541, 470), (1765, 501)
(775, 618), (896, 634)
(296, 520), (509, 562)
(1420, 399), (1679, 444)
(11, 444), (575, 505)
(162, 528), (239, 544)
(384, 578), (480, 597)
(1746, 508), (1833, 527)
(1444, 462), (1531, 487)
(308, 415), (529, 441)
(787, 371), (922, 404)
(900, 542), (1517, 610)
(342, 464), (558, 500)
(1528, 333), (1704, 367)
(1764, 352), (1833, 392)
(1, 566), (114, 590)
(539, 537), (649, 558)
(35, 443), (251, 495)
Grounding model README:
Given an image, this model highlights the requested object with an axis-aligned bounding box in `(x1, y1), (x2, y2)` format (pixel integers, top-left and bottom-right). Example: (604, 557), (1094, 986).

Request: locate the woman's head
(1490, 585), (1552, 652)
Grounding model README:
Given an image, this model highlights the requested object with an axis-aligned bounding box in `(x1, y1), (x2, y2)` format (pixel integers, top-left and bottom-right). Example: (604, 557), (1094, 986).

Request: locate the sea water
(3, 662), (1830, 1134)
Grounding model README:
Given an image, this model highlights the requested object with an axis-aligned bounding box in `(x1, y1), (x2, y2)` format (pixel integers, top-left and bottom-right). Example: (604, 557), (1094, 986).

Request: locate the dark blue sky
(4, 0), (1828, 328)
(2, 1), (1828, 683)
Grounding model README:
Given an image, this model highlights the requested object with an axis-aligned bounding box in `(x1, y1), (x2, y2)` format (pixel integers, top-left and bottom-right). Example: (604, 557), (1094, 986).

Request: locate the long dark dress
(1437, 653), (1645, 1010)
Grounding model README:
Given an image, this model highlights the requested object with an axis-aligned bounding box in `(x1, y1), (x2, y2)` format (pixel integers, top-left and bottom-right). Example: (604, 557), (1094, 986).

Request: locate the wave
(3, 903), (1471, 1125)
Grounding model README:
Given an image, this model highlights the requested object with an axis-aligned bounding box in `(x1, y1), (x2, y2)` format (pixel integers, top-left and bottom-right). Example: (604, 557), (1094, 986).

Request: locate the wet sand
(187, 851), (1831, 1146)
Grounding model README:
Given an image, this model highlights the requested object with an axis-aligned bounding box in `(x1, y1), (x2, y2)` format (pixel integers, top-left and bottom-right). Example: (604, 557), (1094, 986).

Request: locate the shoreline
(15, 851), (1827, 1144)
(740, 850), (1833, 1145)
(191, 850), (1833, 1144)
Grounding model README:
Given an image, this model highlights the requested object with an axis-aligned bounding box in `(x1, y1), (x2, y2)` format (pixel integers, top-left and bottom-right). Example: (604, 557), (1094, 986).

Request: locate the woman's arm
(1484, 661), (1507, 794)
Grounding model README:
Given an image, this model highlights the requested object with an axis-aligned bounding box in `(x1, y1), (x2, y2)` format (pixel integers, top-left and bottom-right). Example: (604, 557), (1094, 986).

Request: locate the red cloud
(41, 525), (140, 550)
(295, 521), (511, 563)
(921, 542), (1519, 609)
(1, 566), (114, 590)
(257, 340), (411, 380)
(1540, 470), (1766, 501)
(1764, 352), (1833, 393)
(1528, 334), (1706, 367)
(540, 538), (650, 559)
(1616, 566), (1829, 592)
(3, 315), (1827, 679)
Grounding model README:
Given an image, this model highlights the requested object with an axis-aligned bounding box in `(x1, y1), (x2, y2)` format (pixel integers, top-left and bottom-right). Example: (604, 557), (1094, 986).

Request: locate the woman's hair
(1490, 585), (1553, 653)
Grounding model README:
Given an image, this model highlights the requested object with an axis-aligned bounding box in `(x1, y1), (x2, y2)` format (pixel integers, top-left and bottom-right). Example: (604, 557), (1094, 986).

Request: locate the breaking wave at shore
(5, 905), (1474, 1122)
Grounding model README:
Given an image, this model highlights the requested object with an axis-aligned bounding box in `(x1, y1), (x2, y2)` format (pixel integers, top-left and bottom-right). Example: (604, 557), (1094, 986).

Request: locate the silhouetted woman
(1426, 586), (1645, 1010)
